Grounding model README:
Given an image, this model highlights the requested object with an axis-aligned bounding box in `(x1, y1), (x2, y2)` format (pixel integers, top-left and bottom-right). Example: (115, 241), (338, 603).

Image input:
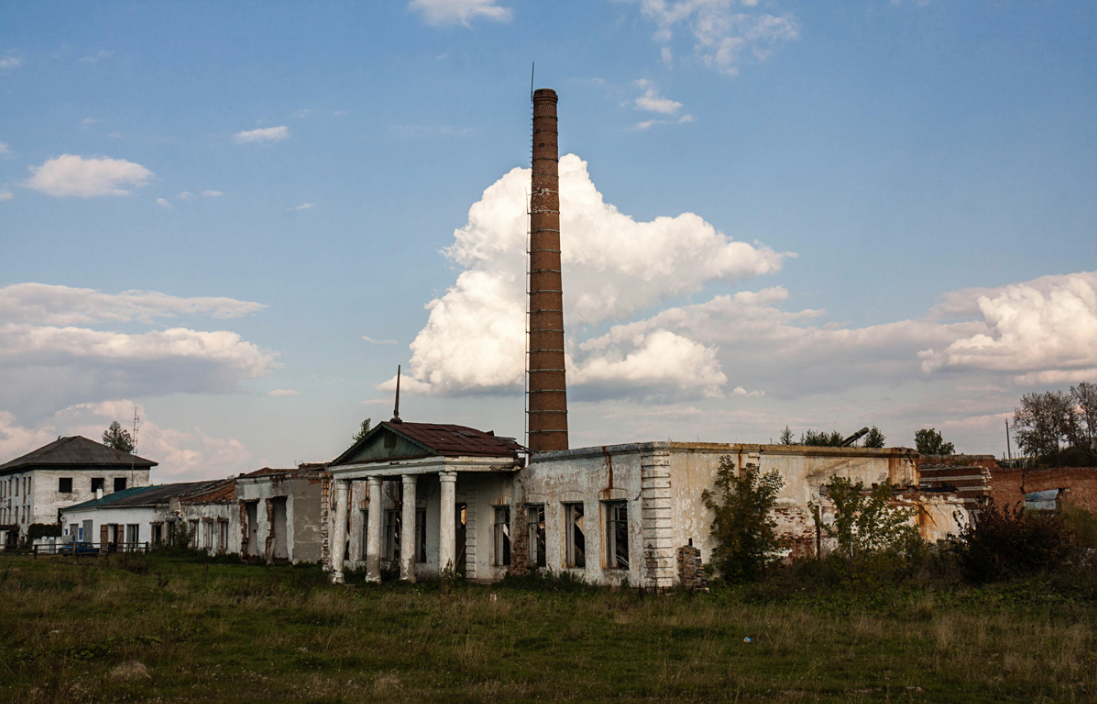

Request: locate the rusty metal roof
(0, 435), (157, 474)
(387, 422), (523, 458)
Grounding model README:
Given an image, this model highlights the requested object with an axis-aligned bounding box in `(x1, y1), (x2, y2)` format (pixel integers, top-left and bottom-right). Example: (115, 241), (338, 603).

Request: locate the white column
(366, 476), (383, 583)
(400, 474), (417, 582)
(438, 471), (457, 574)
(330, 479), (350, 584)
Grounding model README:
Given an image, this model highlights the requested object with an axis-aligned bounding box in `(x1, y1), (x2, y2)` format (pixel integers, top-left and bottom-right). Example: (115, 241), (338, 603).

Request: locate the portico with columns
(326, 420), (524, 584)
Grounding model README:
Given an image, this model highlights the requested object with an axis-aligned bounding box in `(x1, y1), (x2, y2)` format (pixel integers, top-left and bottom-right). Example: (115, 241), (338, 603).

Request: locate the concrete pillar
(400, 474), (416, 582)
(438, 471), (457, 574)
(365, 476), (382, 583)
(330, 479), (350, 584)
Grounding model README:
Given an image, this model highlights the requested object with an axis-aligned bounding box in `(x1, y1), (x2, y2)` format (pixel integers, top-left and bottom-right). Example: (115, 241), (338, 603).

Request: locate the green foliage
(102, 420), (135, 453)
(352, 418), (372, 443)
(27, 523), (61, 541)
(811, 477), (919, 561)
(701, 457), (786, 583)
(957, 500), (1074, 583)
(915, 427), (954, 455)
(800, 429), (844, 446)
(863, 426), (886, 448)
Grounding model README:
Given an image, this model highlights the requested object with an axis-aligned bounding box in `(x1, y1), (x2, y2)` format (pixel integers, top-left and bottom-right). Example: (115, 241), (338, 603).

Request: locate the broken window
(114, 477), (127, 492)
(151, 523), (163, 546)
(564, 502), (585, 569)
(126, 524), (140, 547)
(526, 504), (546, 569)
(604, 501), (629, 570)
(218, 520), (228, 554)
(58, 477), (72, 494)
(91, 477), (104, 493)
(383, 509), (401, 563)
(415, 508), (427, 563)
(493, 506), (510, 567)
(202, 521), (213, 551)
(189, 519), (199, 547)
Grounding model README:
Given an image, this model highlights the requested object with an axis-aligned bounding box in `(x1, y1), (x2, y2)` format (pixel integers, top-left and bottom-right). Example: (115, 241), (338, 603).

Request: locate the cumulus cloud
(408, 0), (512, 25)
(0, 142), (12, 158)
(268, 389), (299, 397)
(0, 285), (276, 421)
(0, 188), (11, 202)
(0, 53), (23, 71)
(0, 283), (265, 325)
(201, 190), (223, 197)
(628, 0), (799, 76)
(24, 154), (153, 197)
(634, 79), (682, 115)
(920, 272), (1097, 384)
(0, 401), (253, 480)
(156, 197), (172, 209)
(362, 335), (397, 345)
(392, 154), (787, 399)
(233, 126), (290, 144)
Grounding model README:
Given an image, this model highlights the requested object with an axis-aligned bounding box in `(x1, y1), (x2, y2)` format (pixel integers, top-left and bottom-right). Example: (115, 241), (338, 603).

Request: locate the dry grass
(0, 555), (1094, 702)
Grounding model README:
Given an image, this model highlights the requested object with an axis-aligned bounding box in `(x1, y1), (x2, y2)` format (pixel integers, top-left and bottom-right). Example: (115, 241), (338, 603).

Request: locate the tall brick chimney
(527, 88), (568, 452)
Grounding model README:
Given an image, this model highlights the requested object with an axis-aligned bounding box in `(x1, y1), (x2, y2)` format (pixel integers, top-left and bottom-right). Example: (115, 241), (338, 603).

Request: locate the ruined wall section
(990, 466), (1097, 512)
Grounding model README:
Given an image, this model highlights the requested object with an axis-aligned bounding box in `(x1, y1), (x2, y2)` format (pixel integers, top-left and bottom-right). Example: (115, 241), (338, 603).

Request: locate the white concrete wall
(59, 504), (162, 546)
(1, 467), (150, 539)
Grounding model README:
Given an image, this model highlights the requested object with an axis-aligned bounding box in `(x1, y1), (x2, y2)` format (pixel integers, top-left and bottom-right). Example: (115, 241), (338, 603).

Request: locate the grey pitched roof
(0, 436), (157, 475)
(63, 481), (223, 512)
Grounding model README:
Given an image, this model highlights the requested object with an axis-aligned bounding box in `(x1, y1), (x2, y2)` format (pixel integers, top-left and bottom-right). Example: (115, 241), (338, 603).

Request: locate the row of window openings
(2, 477), (32, 499)
(2, 477), (128, 498)
(494, 502), (629, 571)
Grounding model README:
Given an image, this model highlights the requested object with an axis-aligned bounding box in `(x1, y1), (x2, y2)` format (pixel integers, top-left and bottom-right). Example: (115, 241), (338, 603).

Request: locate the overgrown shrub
(702, 457), (785, 583)
(811, 477), (920, 560)
(956, 500), (1073, 583)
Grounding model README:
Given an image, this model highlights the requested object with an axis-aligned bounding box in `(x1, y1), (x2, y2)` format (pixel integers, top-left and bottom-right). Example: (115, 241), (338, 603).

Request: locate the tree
(863, 426), (886, 448)
(914, 428), (954, 456)
(778, 426), (794, 445)
(352, 418), (372, 443)
(1069, 382), (1097, 457)
(102, 421), (134, 453)
(810, 477), (918, 561)
(801, 429), (844, 447)
(1013, 391), (1074, 462)
(701, 457), (786, 583)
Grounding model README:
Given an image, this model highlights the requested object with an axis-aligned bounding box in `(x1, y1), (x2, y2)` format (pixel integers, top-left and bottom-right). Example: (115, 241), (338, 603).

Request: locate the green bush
(956, 500), (1073, 583)
(702, 457), (785, 583)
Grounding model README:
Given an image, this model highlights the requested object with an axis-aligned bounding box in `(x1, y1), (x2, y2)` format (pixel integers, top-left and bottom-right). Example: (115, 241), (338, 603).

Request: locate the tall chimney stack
(527, 88), (569, 452)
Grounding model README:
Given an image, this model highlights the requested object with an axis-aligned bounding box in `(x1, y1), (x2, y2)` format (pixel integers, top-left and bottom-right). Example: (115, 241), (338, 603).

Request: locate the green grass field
(0, 554), (1094, 703)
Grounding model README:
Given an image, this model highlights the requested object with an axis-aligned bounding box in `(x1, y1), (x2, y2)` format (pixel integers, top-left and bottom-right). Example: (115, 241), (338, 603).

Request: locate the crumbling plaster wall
(178, 501), (240, 555)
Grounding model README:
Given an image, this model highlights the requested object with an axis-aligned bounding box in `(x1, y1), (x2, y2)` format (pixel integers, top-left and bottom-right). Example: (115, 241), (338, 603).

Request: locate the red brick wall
(989, 467), (1097, 512)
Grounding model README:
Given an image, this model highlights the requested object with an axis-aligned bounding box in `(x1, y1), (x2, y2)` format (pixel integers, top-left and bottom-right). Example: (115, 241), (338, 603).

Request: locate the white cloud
(0, 188), (11, 202)
(24, 154), (153, 197)
(635, 119), (663, 131)
(0, 53), (23, 71)
(156, 197), (172, 209)
(292, 203), (314, 211)
(629, 0), (799, 76)
(178, 191), (195, 200)
(233, 126), (290, 144)
(201, 190), (223, 197)
(634, 79), (682, 115)
(678, 114), (695, 124)
(391, 154), (787, 399)
(408, 0), (512, 25)
(0, 142), (12, 158)
(268, 389), (299, 397)
(362, 335), (397, 345)
(919, 272), (1097, 384)
(78, 50), (113, 64)
(0, 283), (264, 326)
(80, 118), (101, 128)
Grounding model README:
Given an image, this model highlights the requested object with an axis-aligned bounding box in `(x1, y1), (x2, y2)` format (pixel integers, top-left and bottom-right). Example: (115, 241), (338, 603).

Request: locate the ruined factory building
(326, 424), (966, 587)
(0, 436), (155, 550)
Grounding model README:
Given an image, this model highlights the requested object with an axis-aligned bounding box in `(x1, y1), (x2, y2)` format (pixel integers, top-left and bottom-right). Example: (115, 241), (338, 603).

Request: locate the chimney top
(532, 88), (558, 103)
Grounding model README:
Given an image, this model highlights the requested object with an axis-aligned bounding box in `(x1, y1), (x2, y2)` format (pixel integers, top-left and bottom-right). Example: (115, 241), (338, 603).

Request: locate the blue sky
(1, 1), (1095, 479)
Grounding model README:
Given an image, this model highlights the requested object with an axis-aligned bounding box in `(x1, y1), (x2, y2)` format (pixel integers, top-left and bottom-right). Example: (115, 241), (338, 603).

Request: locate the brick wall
(989, 467), (1097, 512)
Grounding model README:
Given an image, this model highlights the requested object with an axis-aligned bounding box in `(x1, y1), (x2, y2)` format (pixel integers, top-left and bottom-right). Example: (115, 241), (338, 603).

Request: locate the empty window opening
(564, 502), (585, 569)
(91, 478), (104, 493)
(493, 506), (510, 567)
(114, 477), (127, 492)
(218, 520), (228, 553)
(456, 502), (468, 574)
(605, 501), (629, 570)
(383, 509), (401, 563)
(58, 477), (73, 494)
(527, 504), (546, 569)
(151, 523), (163, 546)
(415, 508), (427, 563)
